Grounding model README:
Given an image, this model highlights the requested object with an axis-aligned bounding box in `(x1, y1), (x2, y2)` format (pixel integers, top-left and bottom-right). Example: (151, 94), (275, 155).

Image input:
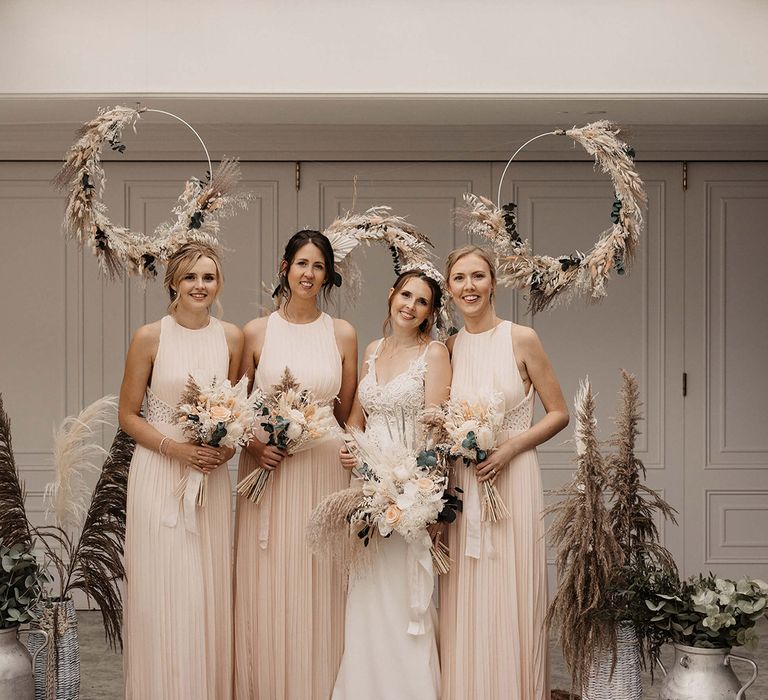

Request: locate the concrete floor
(77, 612), (767, 699)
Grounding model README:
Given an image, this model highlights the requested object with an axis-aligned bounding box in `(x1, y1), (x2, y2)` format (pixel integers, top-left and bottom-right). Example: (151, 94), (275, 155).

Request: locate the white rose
(393, 457), (417, 482)
(475, 426), (495, 452)
(286, 421), (304, 441)
(459, 420), (480, 436)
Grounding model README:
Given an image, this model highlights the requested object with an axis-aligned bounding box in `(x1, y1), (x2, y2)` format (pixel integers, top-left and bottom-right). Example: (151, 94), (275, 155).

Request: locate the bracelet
(158, 436), (170, 456)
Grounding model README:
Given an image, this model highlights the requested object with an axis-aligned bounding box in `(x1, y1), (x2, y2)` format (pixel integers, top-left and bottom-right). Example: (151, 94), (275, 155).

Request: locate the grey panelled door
(684, 163), (768, 580)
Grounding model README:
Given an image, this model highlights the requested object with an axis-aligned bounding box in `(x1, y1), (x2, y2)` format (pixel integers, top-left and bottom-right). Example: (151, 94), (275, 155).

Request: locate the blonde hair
(444, 245), (497, 303)
(164, 242), (224, 316)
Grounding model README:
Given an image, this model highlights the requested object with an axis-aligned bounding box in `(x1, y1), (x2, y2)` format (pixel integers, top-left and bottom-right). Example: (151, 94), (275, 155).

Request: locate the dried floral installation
(321, 206), (453, 331)
(0, 394), (32, 549)
(545, 378), (623, 693)
(462, 121), (646, 312)
(53, 106), (249, 279)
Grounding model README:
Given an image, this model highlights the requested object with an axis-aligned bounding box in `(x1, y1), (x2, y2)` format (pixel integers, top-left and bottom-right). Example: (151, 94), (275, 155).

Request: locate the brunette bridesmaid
(233, 230), (357, 699)
(438, 245), (569, 700)
(120, 242), (244, 699)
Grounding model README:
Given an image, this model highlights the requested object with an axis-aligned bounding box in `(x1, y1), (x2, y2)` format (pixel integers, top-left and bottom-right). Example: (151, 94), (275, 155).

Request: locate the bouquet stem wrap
(162, 467), (206, 533)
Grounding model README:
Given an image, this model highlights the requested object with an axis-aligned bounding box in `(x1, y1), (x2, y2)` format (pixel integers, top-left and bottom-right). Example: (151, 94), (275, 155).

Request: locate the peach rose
(385, 504), (402, 527)
(417, 477), (435, 494)
(209, 405), (232, 422)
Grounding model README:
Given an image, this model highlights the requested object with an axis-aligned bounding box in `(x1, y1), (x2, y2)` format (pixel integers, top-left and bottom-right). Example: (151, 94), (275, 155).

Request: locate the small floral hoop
(323, 206), (452, 331)
(53, 106), (248, 279)
(462, 121), (647, 312)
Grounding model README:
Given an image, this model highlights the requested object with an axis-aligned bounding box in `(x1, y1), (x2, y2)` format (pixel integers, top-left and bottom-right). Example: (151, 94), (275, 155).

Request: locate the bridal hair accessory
(322, 206), (452, 330)
(53, 106), (248, 279)
(462, 121), (646, 312)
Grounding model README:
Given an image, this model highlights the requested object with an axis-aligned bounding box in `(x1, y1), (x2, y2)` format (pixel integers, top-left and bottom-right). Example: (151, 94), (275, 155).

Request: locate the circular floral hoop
(322, 206), (452, 332)
(53, 106), (248, 279)
(463, 121), (647, 312)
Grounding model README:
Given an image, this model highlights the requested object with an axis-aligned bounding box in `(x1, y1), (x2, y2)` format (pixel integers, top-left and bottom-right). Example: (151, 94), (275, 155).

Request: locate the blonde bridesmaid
(439, 245), (569, 700)
(233, 230), (357, 699)
(120, 242), (244, 699)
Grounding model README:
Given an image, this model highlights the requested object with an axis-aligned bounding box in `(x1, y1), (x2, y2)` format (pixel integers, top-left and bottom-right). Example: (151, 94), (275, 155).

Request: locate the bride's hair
(383, 269), (442, 338)
(444, 244), (497, 304)
(164, 242), (224, 316)
(275, 230), (337, 307)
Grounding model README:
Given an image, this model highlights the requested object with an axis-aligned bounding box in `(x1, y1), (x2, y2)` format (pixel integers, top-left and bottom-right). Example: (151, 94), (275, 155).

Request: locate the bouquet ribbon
(406, 533), (435, 636)
(464, 475), (496, 559)
(161, 467), (204, 533)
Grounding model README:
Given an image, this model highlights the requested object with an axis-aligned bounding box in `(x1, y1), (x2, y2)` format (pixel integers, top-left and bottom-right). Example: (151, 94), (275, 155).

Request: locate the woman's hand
(245, 438), (286, 471)
(166, 441), (224, 474)
(475, 438), (521, 483)
(339, 447), (358, 471)
(215, 445), (236, 466)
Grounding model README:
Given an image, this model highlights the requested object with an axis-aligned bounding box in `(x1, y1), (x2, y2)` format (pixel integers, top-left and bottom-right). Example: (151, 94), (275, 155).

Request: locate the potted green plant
(0, 542), (50, 700)
(646, 574), (765, 698)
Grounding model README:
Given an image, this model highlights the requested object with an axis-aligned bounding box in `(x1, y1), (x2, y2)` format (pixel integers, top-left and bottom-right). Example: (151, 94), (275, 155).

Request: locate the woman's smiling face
(447, 252), (494, 317)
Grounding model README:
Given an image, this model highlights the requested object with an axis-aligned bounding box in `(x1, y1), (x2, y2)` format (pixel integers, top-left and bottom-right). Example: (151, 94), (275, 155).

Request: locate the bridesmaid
(333, 269), (451, 700)
(233, 230), (357, 699)
(439, 245), (569, 700)
(120, 242), (244, 699)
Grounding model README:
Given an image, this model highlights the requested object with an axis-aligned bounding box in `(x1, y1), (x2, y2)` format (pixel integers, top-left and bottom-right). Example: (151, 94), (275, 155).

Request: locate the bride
(333, 268), (451, 700)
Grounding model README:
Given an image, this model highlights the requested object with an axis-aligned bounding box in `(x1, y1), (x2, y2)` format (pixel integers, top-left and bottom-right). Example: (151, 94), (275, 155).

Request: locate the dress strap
(366, 338), (386, 375)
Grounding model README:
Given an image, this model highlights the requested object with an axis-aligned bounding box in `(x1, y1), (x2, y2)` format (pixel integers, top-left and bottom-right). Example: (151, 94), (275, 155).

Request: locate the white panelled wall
(1, 159), (766, 601)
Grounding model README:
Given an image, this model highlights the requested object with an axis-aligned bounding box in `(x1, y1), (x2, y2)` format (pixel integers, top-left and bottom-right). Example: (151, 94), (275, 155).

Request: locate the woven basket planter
(582, 622), (642, 700)
(24, 598), (80, 700)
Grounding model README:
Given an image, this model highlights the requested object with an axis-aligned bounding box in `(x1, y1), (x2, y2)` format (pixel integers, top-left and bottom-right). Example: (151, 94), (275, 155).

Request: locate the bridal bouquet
(236, 367), (340, 504)
(175, 374), (256, 507)
(347, 422), (461, 574)
(432, 394), (510, 522)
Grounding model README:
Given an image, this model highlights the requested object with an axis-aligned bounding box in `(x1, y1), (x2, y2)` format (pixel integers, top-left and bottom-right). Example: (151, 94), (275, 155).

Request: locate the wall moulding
(4, 124), (768, 163)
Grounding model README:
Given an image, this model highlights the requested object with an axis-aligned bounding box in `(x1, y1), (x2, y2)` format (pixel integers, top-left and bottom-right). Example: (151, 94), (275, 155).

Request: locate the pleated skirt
(233, 440), (347, 700)
(439, 445), (550, 700)
(123, 429), (233, 700)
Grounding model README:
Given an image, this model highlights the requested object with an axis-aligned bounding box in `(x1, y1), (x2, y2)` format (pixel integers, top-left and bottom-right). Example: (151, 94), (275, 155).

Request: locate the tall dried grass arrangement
(608, 370), (677, 567)
(0, 394), (32, 548)
(607, 369), (678, 671)
(36, 399), (135, 650)
(545, 379), (623, 693)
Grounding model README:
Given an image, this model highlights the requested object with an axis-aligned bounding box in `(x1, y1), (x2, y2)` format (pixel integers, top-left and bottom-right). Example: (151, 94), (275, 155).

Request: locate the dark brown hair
(275, 230), (337, 307)
(382, 270), (443, 338)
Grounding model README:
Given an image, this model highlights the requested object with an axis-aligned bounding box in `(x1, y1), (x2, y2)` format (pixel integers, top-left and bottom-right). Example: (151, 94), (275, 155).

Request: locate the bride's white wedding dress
(332, 339), (440, 700)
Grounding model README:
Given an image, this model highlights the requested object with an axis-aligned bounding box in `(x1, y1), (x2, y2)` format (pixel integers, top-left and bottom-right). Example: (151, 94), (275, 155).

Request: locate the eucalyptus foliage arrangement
(0, 541), (50, 629)
(646, 574), (768, 650)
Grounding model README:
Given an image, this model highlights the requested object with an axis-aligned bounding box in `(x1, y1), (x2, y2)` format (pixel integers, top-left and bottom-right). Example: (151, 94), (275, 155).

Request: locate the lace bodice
(358, 340), (432, 440)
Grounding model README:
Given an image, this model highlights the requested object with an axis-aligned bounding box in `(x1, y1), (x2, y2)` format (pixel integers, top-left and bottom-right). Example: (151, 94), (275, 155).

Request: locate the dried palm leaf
(62, 428), (135, 650)
(0, 394), (32, 548)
